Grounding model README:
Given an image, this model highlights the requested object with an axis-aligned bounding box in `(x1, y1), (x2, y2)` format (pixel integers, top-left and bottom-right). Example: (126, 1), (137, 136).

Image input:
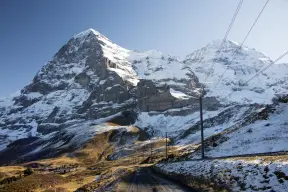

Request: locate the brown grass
(42, 188), (68, 192)
(25, 156), (80, 167)
(0, 123), (173, 191)
(52, 175), (95, 192)
(0, 166), (25, 180)
(0, 173), (67, 192)
(73, 129), (117, 165)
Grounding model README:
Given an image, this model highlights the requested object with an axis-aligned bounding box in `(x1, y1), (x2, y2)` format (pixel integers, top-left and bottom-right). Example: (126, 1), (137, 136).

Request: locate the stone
(74, 72), (91, 87)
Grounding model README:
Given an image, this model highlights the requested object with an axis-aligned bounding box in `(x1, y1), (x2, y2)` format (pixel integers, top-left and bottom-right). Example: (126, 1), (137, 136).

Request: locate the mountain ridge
(0, 28), (287, 165)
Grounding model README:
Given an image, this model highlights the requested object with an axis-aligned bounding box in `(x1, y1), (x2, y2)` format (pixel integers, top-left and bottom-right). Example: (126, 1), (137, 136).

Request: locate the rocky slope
(0, 29), (287, 165)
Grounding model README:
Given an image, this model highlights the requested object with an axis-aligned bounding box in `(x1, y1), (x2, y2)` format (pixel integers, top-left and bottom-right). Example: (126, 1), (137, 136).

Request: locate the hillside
(0, 28), (287, 191)
(0, 28), (287, 163)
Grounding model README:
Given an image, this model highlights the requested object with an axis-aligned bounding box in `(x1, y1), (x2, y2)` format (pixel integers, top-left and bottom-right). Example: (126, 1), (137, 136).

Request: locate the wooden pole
(165, 132), (168, 162)
(200, 96), (205, 159)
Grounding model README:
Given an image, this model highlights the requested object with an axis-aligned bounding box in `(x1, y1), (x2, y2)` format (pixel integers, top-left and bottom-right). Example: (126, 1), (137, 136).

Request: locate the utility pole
(200, 95), (205, 159)
(150, 140), (152, 159)
(165, 131), (168, 162)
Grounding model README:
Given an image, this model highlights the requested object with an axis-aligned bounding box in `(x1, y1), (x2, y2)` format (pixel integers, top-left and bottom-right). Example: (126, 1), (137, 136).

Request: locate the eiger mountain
(0, 28), (287, 165)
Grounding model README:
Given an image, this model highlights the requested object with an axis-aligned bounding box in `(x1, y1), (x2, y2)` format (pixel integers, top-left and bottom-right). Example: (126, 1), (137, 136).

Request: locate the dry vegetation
(0, 123), (177, 192)
(0, 173), (67, 192)
(0, 166), (25, 180)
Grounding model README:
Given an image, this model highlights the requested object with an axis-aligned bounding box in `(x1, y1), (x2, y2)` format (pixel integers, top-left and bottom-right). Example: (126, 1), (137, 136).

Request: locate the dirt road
(117, 168), (196, 192)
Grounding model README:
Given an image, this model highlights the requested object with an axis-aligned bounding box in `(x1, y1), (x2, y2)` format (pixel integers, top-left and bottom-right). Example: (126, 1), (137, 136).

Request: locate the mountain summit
(184, 39), (288, 104)
(0, 29), (287, 165)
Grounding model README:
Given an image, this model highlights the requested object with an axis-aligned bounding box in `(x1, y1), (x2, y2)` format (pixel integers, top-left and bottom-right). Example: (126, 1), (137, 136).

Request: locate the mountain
(0, 29), (202, 164)
(184, 40), (288, 104)
(135, 40), (288, 144)
(0, 29), (287, 165)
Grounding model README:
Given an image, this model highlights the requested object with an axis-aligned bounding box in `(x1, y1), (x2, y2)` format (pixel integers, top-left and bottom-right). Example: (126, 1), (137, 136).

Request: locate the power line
(204, 0), (244, 83)
(203, 0), (244, 84)
(223, 49), (288, 101)
(214, 0), (270, 89)
(198, 2), (244, 153)
(222, 0), (244, 47)
(242, 0), (270, 44)
(244, 50), (288, 84)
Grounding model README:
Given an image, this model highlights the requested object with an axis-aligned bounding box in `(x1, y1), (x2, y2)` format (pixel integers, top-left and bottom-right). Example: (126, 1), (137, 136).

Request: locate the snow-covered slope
(206, 102), (288, 157)
(184, 40), (288, 104)
(0, 29), (287, 165)
(156, 101), (288, 192)
(134, 40), (288, 140)
(129, 50), (194, 85)
(157, 156), (288, 192)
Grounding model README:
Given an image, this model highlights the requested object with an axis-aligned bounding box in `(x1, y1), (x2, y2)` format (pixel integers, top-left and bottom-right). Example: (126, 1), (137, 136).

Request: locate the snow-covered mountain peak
(72, 28), (116, 46)
(205, 39), (239, 49)
(73, 28), (101, 38)
(185, 39), (267, 62)
(66, 29), (193, 88)
(184, 40), (288, 104)
(72, 28), (130, 60)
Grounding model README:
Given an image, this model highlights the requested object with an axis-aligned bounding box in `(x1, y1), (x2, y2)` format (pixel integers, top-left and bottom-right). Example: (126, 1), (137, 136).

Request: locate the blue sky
(1, 0), (288, 97)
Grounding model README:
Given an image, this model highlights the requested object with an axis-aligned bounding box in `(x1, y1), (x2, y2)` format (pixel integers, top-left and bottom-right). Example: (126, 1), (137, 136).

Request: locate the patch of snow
(135, 107), (228, 138)
(24, 92), (43, 99)
(128, 51), (190, 83)
(99, 80), (106, 85)
(28, 120), (38, 137)
(169, 88), (189, 99)
(0, 97), (14, 108)
(0, 127), (30, 151)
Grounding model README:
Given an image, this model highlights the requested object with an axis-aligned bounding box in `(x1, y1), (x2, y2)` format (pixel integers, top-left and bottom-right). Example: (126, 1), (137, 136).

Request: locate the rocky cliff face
(0, 29), (203, 164)
(0, 29), (287, 164)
